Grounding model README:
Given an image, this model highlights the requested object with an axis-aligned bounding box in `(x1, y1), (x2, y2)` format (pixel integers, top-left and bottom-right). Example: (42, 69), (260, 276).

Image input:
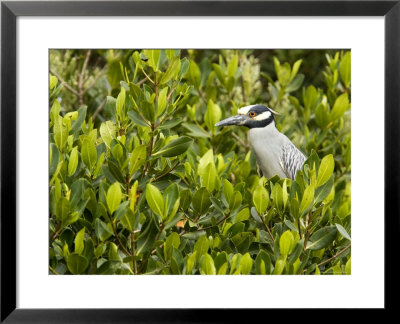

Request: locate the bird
(215, 104), (306, 180)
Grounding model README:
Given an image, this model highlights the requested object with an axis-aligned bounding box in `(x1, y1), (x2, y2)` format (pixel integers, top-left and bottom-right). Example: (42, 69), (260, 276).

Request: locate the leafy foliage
(49, 49), (351, 275)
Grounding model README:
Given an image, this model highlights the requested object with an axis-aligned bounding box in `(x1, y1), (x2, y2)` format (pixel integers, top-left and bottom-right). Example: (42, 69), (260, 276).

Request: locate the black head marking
(242, 105), (275, 128)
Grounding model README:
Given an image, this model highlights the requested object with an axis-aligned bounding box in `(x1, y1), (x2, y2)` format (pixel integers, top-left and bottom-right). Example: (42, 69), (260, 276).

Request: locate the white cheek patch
(238, 105), (256, 115)
(253, 111), (272, 121)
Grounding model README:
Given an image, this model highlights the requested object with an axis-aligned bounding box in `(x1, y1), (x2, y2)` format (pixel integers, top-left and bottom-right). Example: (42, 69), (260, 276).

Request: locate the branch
(317, 244), (351, 268)
(83, 65), (107, 95)
(49, 68), (79, 96)
(151, 162), (180, 182)
(91, 99), (106, 121)
(78, 50), (91, 105)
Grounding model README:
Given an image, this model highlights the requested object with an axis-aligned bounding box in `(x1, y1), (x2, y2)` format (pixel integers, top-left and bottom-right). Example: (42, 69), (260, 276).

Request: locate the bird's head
(215, 104), (279, 129)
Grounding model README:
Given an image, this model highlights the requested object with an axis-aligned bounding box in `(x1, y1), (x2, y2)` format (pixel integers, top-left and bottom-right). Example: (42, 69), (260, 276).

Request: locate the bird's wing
(279, 142), (306, 180)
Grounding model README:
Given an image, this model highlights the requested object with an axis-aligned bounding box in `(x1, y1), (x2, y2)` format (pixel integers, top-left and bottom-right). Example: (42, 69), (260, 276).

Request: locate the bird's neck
(249, 120), (279, 137)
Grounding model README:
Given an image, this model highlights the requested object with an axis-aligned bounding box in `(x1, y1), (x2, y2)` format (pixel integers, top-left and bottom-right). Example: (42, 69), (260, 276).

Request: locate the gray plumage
(215, 104), (306, 180)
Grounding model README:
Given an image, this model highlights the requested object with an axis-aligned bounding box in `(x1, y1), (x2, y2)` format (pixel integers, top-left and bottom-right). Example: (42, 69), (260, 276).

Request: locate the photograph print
(49, 49), (351, 275)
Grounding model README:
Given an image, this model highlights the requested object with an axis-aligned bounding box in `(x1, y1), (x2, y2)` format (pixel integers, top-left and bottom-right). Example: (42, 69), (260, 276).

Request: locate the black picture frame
(1, 0), (398, 321)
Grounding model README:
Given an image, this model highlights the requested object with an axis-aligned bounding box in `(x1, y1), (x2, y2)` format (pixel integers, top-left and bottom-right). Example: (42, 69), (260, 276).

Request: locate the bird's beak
(215, 115), (248, 127)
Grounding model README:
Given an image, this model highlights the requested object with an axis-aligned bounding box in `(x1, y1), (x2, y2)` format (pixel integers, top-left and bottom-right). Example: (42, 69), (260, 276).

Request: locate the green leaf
(116, 88), (126, 121)
(192, 187), (211, 215)
(49, 143), (60, 176)
(50, 74), (58, 90)
(164, 232), (180, 261)
(56, 197), (70, 224)
(194, 235), (209, 262)
(152, 136), (193, 158)
(279, 230), (294, 258)
(74, 228), (85, 255)
(317, 154), (334, 187)
(145, 184), (164, 217)
(53, 115), (68, 151)
(143, 49), (161, 72)
(156, 87), (168, 117)
(288, 239), (304, 265)
(160, 56), (181, 84)
(136, 219), (159, 255)
(204, 100), (221, 134)
(339, 51), (351, 88)
(330, 93), (350, 122)
(345, 257), (351, 275)
(106, 182), (122, 215)
(335, 223), (351, 241)
(200, 254), (216, 275)
(306, 226), (338, 250)
(66, 253), (88, 274)
(223, 179), (234, 207)
(158, 117), (182, 130)
(129, 144), (146, 176)
(182, 122), (210, 138)
(94, 218), (113, 242)
(81, 139), (97, 171)
(286, 74), (304, 92)
(100, 121), (117, 149)
(253, 185), (269, 215)
(290, 59), (303, 82)
(239, 253), (253, 274)
(273, 259), (285, 275)
(314, 176), (334, 204)
(187, 60), (201, 88)
(127, 110), (149, 127)
(163, 183), (180, 220)
(227, 53), (239, 78)
(70, 105), (87, 134)
(299, 185), (314, 216)
(199, 162), (217, 192)
(70, 178), (85, 208)
(50, 99), (60, 124)
(234, 208), (249, 224)
(68, 146), (79, 177)
(255, 250), (271, 274)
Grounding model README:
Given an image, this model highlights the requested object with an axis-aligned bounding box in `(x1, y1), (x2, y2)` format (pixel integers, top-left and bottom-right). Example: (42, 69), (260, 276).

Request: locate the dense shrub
(49, 49), (351, 275)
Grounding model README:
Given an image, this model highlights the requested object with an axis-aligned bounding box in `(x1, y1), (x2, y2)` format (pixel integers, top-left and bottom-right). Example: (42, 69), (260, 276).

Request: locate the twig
(303, 209), (313, 251)
(139, 223), (165, 273)
(231, 133), (250, 149)
(83, 65), (107, 95)
(151, 162), (180, 182)
(195, 213), (231, 232)
(111, 221), (132, 257)
(91, 99), (106, 121)
(317, 244), (351, 267)
(49, 68), (79, 96)
(78, 50), (92, 105)
(131, 233), (138, 275)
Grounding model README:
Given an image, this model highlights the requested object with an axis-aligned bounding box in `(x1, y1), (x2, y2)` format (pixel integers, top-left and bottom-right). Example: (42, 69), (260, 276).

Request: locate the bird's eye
(249, 112), (256, 117)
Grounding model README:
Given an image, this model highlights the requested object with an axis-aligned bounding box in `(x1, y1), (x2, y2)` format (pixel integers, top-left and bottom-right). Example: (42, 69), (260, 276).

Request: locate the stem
(111, 220), (132, 257)
(260, 213), (274, 243)
(131, 233), (138, 275)
(78, 50), (91, 106)
(91, 99), (106, 121)
(151, 162), (180, 182)
(303, 209), (313, 251)
(50, 222), (61, 241)
(297, 218), (303, 239)
(141, 68), (154, 84)
(142, 125), (155, 180)
(317, 244), (351, 267)
(196, 213), (231, 232)
(139, 223), (164, 273)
